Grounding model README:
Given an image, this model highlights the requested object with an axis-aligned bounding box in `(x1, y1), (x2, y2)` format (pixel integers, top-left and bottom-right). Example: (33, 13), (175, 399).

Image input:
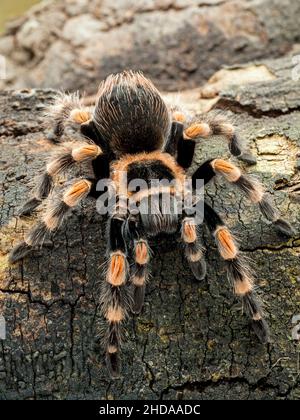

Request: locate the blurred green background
(0, 0), (40, 33)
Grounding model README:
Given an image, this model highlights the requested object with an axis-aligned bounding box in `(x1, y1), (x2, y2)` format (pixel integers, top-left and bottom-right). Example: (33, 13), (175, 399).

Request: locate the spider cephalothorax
(9, 70), (295, 378)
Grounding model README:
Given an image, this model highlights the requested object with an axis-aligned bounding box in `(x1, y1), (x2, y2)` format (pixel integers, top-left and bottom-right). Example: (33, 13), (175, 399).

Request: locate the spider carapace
(9, 71), (295, 377)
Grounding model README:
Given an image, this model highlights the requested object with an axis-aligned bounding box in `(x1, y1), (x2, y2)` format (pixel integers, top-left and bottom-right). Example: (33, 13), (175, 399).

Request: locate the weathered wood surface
(1, 0), (300, 93)
(0, 55), (300, 400)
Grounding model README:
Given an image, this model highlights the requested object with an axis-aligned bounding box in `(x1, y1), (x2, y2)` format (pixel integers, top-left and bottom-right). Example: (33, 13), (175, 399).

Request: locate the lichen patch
(254, 135), (297, 176)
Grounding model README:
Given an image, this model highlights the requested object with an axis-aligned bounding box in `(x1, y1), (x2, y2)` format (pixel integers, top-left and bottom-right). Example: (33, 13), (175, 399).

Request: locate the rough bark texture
(0, 55), (300, 400)
(1, 0), (300, 93)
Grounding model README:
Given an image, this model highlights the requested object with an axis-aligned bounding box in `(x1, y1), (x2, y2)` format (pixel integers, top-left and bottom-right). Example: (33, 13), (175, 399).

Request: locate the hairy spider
(9, 71), (295, 378)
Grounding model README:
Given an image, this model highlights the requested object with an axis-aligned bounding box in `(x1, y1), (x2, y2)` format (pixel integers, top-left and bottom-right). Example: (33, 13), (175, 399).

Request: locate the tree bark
(0, 55), (300, 400)
(1, 0), (300, 93)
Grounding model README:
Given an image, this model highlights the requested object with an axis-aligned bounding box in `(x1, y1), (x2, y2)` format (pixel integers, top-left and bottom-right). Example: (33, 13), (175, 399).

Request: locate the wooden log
(0, 55), (299, 399)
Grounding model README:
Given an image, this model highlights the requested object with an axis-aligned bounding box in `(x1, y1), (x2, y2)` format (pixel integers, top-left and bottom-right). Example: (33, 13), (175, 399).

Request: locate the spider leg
(163, 118), (195, 168)
(192, 159), (296, 237)
(21, 90), (111, 216)
(48, 92), (92, 140)
(48, 93), (111, 156)
(9, 178), (93, 263)
(181, 216), (206, 280)
(131, 237), (151, 314)
(18, 141), (103, 216)
(164, 121), (184, 156)
(184, 115), (255, 162)
(178, 177), (207, 280)
(203, 201), (270, 344)
(168, 111), (255, 169)
(123, 214), (151, 314)
(101, 199), (132, 378)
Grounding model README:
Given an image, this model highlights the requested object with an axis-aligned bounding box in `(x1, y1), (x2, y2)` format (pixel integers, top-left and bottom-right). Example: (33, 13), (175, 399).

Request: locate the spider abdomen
(93, 71), (171, 155)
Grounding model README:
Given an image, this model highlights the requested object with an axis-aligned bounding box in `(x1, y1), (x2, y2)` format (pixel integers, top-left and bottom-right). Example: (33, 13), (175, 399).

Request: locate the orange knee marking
(215, 227), (237, 260)
(212, 159), (241, 182)
(213, 159), (236, 173)
(72, 144), (102, 161)
(132, 274), (146, 286)
(70, 109), (91, 124)
(248, 183), (265, 203)
(135, 241), (149, 265)
(46, 161), (58, 176)
(220, 122), (235, 137)
(107, 252), (126, 286)
(182, 219), (197, 243)
(43, 213), (59, 231)
(234, 277), (253, 296)
(173, 111), (186, 123)
(107, 345), (118, 353)
(184, 123), (211, 139)
(187, 249), (203, 262)
(63, 179), (91, 207)
(106, 305), (124, 323)
(252, 312), (262, 321)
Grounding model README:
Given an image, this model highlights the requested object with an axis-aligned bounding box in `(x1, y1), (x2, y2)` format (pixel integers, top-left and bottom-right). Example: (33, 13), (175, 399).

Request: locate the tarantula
(9, 71), (295, 378)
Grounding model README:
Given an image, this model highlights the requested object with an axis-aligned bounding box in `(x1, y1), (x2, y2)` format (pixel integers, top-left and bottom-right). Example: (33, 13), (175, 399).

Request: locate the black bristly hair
(9, 70), (296, 378)
(93, 71), (171, 155)
(127, 160), (175, 185)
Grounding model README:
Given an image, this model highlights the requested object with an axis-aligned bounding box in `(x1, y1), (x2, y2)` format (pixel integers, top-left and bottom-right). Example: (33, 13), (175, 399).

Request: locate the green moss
(136, 321), (155, 334)
(158, 328), (170, 344)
